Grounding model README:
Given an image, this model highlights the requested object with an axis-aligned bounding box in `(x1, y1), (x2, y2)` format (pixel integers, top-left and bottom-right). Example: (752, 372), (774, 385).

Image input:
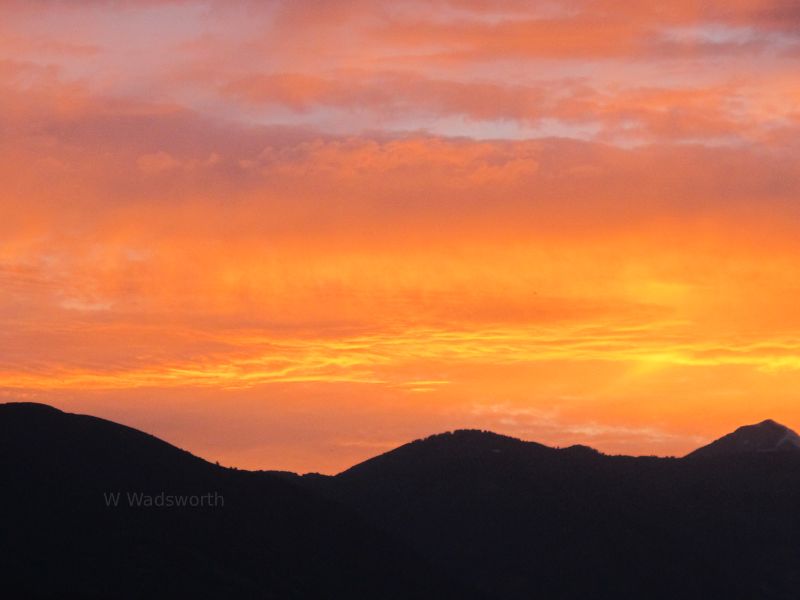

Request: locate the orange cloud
(3, 0), (800, 472)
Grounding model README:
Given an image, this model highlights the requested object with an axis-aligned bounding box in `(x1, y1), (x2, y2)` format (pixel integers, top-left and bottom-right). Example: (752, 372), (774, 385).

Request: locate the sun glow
(3, 0), (800, 472)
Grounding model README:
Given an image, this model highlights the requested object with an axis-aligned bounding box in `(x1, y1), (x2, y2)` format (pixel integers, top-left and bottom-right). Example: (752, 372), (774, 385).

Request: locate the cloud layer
(2, 1), (800, 472)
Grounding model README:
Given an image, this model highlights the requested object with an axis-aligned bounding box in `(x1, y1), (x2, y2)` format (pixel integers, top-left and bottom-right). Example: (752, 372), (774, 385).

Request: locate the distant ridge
(0, 402), (474, 599)
(314, 419), (800, 600)
(687, 419), (800, 459)
(6, 402), (800, 599)
(6, 403), (797, 463)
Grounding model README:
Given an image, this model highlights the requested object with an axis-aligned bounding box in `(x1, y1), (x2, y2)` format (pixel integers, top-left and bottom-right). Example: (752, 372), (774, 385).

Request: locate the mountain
(5, 403), (800, 600)
(0, 403), (472, 599)
(305, 427), (800, 600)
(686, 419), (800, 459)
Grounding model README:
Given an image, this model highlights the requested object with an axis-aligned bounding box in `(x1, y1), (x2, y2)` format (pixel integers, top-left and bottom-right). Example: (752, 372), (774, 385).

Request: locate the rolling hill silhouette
(305, 427), (800, 600)
(4, 402), (800, 599)
(0, 403), (471, 599)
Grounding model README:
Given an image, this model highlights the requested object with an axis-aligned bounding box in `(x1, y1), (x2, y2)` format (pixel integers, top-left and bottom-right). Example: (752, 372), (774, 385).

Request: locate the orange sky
(3, 0), (800, 473)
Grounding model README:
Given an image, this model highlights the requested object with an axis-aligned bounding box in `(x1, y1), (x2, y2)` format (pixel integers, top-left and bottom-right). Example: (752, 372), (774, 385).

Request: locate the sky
(3, 0), (800, 473)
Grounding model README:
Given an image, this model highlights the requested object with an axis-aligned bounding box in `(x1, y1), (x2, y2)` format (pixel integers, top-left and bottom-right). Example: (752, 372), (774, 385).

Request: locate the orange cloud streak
(2, 1), (800, 472)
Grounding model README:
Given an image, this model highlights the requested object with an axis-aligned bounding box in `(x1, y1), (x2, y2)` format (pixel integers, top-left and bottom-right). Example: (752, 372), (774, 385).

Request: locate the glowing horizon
(3, 0), (800, 473)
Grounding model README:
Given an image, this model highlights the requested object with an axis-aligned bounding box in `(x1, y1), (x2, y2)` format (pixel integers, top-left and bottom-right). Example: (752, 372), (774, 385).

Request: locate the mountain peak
(687, 419), (800, 459)
(0, 401), (63, 414)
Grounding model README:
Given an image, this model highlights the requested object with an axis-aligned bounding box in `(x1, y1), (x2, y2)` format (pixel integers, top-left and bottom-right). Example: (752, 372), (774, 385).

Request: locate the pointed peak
(754, 418), (785, 429)
(732, 419), (795, 437)
(687, 419), (800, 459)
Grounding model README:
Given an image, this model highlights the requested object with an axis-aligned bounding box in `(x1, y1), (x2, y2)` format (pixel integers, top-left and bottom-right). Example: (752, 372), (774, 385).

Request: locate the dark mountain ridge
(686, 418), (800, 459)
(4, 402), (800, 599)
(308, 423), (800, 600)
(0, 402), (472, 599)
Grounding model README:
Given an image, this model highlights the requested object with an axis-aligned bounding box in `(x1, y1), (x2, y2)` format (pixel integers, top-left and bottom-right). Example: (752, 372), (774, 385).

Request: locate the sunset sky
(3, 0), (800, 472)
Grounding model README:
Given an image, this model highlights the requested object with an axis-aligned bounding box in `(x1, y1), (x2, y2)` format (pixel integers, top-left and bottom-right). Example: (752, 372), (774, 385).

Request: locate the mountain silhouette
(0, 403), (472, 599)
(4, 404), (800, 599)
(686, 419), (800, 459)
(304, 426), (800, 600)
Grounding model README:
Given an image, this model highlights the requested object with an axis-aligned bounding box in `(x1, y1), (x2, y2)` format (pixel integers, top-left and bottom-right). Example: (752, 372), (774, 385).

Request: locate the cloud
(3, 0), (800, 471)
(223, 71), (793, 143)
(137, 150), (182, 173)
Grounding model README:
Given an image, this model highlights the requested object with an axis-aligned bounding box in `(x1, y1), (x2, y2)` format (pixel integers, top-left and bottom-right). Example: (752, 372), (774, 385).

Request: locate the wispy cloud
(2, 0), (800, 471)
